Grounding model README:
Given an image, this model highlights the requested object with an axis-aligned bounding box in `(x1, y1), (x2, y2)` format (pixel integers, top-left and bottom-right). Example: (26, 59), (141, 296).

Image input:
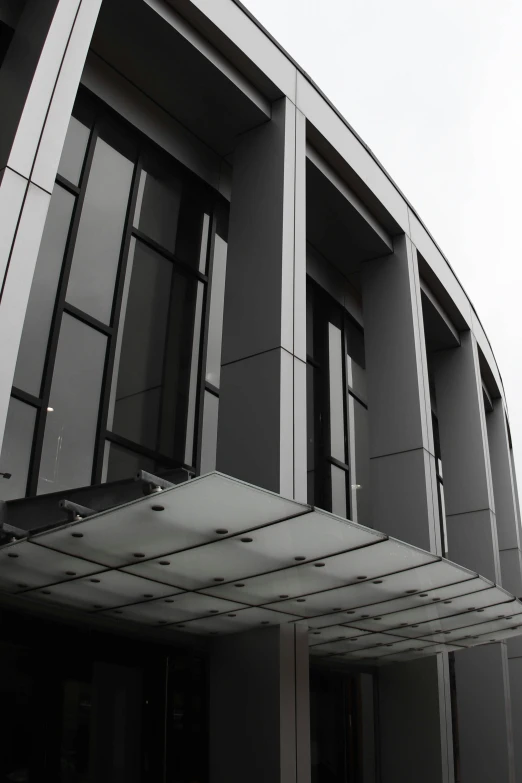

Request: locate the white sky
(242, 0), (522, 478)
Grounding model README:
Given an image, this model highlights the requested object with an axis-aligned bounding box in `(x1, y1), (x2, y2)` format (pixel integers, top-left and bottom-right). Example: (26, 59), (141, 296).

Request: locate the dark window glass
(14, 185), (75, 396)
(133, 160), (182, 252)
(307, 363), (316, 506)
(109, 240), (199, 463)
(57, 115), (90, 186)
(38, 315), (107, 494)
(330, 464), (348, 518)
(183, 281), (205, 466)
(104, 441), (156, 483)
(307, 279), (368, 517)
(175, 178), (211, 269)
(200, 391), (218, 474)
(328, 321), (345, 463)
(351, 397), (370, 527)
(0, 398), (36, 500)
(66, 136), (133, 323)
(310, 670), (360, 783)
(205, 221), (228, 388)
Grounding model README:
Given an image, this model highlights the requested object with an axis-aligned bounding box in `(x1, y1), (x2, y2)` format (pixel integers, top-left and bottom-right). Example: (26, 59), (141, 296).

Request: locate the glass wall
(310, 667), (376, 783)
(306, 280), (370, 524)
(0, 88), (228, 499)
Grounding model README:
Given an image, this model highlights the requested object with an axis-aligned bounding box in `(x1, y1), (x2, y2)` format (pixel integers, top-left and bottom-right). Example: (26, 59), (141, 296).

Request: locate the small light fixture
(47, 407), (54, 412)
(351, 484), (361, 490)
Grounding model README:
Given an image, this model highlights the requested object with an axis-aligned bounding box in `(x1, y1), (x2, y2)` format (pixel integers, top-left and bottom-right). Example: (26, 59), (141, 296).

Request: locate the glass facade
(0, 89), (229, 500)
(306, 280), (370, 524)
(310, 667), (376, 783)
(0, 608), (209, 783)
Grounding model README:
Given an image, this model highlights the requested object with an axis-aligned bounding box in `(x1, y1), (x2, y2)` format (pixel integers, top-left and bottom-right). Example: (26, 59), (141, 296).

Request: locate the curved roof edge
(230, 0), (503, 400)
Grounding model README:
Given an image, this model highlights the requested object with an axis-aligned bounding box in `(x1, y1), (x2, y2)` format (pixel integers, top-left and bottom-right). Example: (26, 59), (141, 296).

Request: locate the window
(306, 280), (369, 522)
(0, 89), (228, 499)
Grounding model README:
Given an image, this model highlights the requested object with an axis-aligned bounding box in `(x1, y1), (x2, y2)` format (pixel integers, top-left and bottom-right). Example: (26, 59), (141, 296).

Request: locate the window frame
(10, 87), (225, 496)
(306, 277), (368, 516)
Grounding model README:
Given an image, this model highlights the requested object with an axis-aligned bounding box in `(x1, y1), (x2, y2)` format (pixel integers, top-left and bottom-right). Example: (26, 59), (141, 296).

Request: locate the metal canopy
(1, 472), (521, 665)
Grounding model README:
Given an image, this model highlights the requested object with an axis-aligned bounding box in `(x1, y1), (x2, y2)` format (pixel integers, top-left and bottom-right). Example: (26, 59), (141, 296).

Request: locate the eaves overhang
(1, 472), (520, 665)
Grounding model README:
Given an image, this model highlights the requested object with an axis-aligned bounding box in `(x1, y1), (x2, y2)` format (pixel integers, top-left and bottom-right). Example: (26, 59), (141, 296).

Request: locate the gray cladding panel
(370, 447), (436, 552)
(217, 350), (281, 492)
(433, 334), (492, 517)
(362, 242), (428, 457)
(446, 509), (499, 585)
(221, 98), (290, 365)
(378, 657), (445, 783)
(454, 644), (514, 783)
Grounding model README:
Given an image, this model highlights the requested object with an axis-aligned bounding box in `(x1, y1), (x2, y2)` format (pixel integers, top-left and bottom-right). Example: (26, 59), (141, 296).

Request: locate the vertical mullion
(91, 156), (142, 484)
(195, 207), (217, 475)
(27, 123), (100, 496)
(341, 309), (351, 518)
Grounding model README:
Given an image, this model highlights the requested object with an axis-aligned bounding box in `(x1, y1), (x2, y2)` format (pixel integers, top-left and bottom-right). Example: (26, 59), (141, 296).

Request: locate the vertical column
(379, 657), (454, 783)
(0, 0), (102, 450)
(433, 331), (515, 783)
(362, 235), (453, 783)
(216, 98), (307, 500)
(487, 402), (522, 783)
(361, 234), (439, 552)
(208, 624), (311, 783)
(487, 400), (522, 595)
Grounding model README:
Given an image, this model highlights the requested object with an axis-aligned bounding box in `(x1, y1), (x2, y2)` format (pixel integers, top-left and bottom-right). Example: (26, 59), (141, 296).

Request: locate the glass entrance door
(0, 610), (208, 783)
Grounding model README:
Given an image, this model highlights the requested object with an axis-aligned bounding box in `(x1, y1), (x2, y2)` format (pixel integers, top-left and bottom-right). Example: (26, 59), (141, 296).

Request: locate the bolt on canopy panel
(1, 472), (520, 664)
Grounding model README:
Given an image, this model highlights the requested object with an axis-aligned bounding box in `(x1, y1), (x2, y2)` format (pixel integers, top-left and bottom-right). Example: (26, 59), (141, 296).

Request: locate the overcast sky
(242, 0), (522, 477)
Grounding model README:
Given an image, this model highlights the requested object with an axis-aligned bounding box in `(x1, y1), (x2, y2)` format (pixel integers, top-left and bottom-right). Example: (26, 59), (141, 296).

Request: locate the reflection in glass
(58, 115), (90, 186)
(351, 397), (370, 527)
(38, 315), (106, 494)
(331, 464), (347, 518)
(205, 233), (228, 388)
(109, 240), (198, 462)
(134, 165), (181, 252)
(307, 363), (316, 505)
(66, 136), (133, 323)
(14, 185), (75, 396)
(103, 441), (155, 483)
(184, 282), (205, 466)
(328, 322), (345, 462)
(200, 391), (219, 474)
(0, 398), (36, 500)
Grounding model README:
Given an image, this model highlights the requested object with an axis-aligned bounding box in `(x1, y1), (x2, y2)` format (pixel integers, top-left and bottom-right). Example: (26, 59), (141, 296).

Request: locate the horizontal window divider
(347, 387), (368, 409)
(55, 174), (81, 196)
(327, 455), (350, 473)
(11, 387), (42, 409)
(131, 227), (208, 283)
(104, 429), (193, 473)
(205, 381), (220, 397)
(63, 302), (113, 336)
(306, 354), (320, 369)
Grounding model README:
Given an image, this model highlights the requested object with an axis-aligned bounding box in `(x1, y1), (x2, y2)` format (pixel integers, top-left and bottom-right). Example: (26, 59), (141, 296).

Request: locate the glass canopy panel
(262, 557), (462, 619)
(123, 510), (384, 589)
(344, 638), (437, 661)
(421, 603), (522, 644)
(174, 607), (300, 635)
(35, 473), (307, 567)
(350, 585), (512, 634)
(308, 625), (367, 645)
(106, 592), (245, 627)
(23, 570), (176, 610)
(1, 473), (522, 662)
(206, 539), (436, 608)
(312, 633), (406, 656)
(0, 541), (102, 592)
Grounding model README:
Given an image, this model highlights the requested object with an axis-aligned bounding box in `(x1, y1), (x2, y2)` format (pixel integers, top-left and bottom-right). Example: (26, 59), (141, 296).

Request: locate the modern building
(0, 0), (521, 781)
